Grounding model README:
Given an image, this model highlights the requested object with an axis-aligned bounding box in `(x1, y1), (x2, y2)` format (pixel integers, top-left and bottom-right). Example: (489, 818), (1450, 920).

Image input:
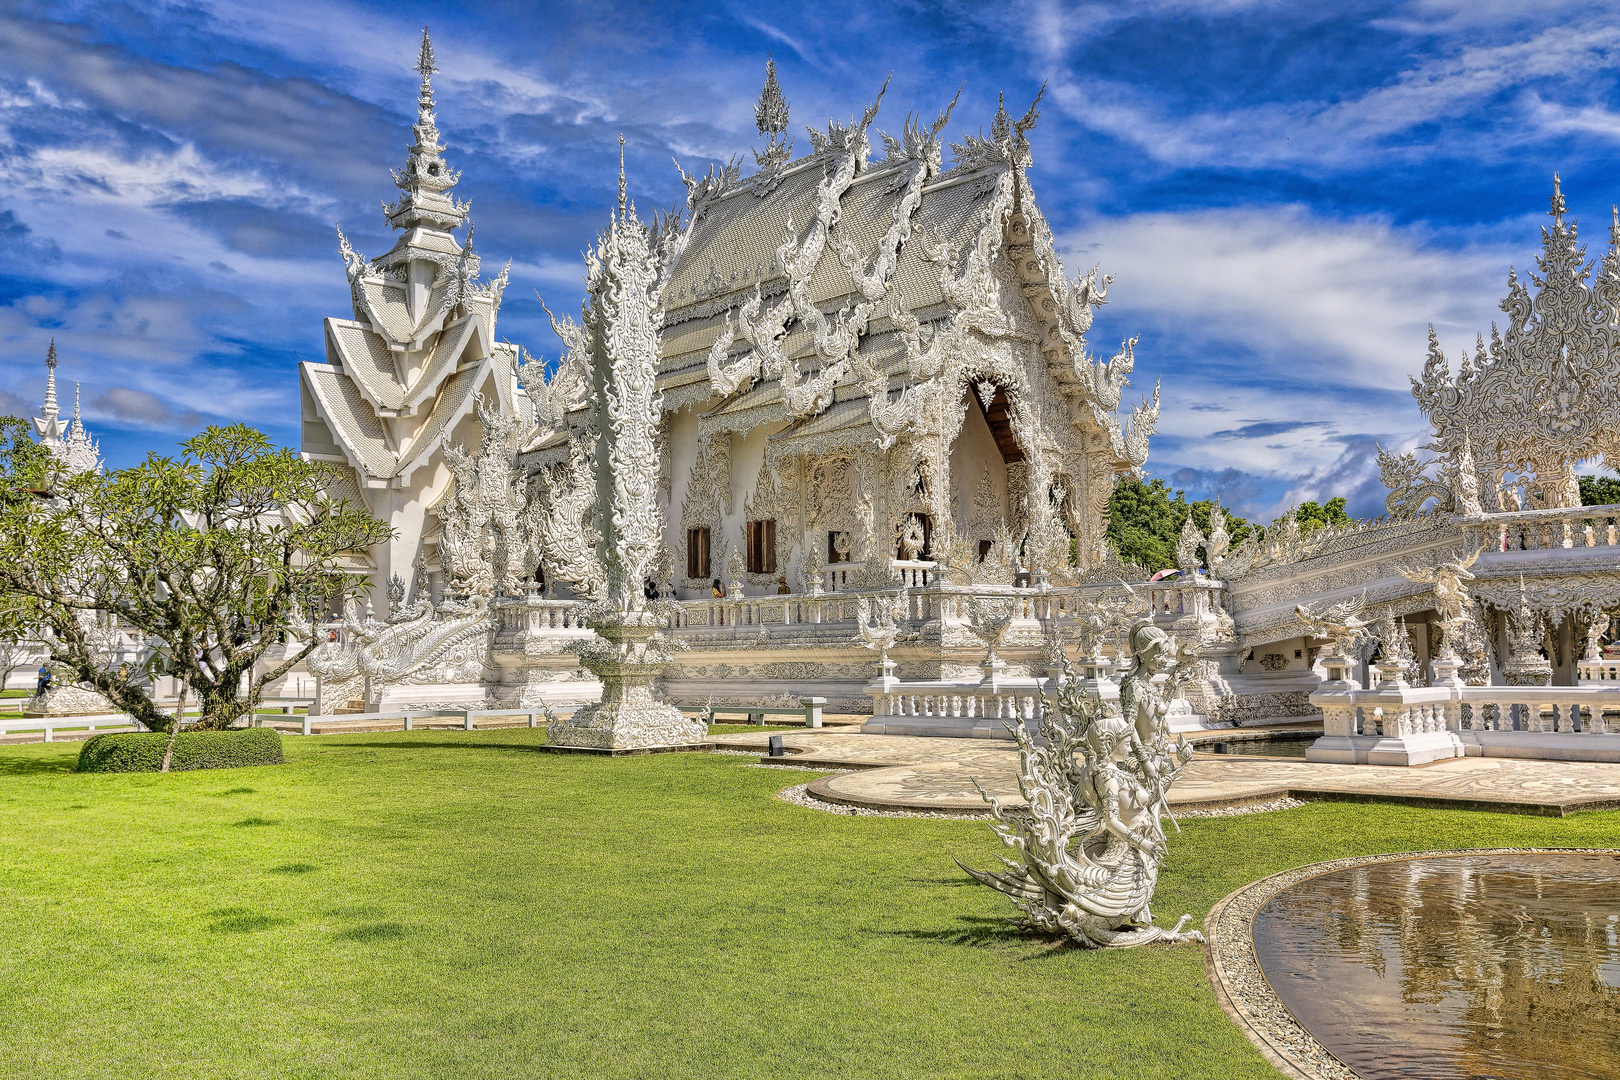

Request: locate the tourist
(644, 578), (658, 601)
(776, 575), (790, 594)
(712, 578), (726, 598)
(35, 664), (51, 696)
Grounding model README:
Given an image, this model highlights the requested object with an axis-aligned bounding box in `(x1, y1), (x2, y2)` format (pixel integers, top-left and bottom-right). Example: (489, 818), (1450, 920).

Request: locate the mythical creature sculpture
(961, 619), (1203, 949)
(1398, 547), (1482, 659)
(301, 593), (494, 711)
(436, 395), (537, 598)
(856, 589), (909, 667)
(1295, 591), (1373, 662)
(1377, 444), (1456, 519)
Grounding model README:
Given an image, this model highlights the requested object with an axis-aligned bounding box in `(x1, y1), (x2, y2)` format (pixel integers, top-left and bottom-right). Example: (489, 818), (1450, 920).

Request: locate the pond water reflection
(1253, 853), (1620, 1079)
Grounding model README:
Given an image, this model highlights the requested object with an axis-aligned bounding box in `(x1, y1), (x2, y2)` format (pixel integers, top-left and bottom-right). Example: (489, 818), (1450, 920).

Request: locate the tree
(1288, 497), (1351, 534)
(0, 416), (49, 690)
(0, 425), (391, 733)
(1106, 477), (1256, 571)
(1579, 474), (1620, 507)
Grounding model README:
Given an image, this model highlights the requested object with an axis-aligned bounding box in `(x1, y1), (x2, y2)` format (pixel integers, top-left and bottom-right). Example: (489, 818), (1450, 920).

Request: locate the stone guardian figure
(960, 616), (1204, 949)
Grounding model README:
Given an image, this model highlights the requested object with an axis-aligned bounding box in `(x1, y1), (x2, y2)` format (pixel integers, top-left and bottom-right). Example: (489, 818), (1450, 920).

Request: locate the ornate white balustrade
(863, 671), (1050, 739)
(1462, 503), (1620, 552)
(658, 574), (1225, 638)
(495, 597), (593, 633)
(1310, 675), (1620, 765)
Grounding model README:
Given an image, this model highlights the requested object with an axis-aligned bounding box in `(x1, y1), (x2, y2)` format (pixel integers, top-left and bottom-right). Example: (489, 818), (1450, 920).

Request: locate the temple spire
(751, 56), (793, 176)
(416, 24), (437, 79)
(41, 338), (58, 422)
(1550, 172), (1566, 226)
(617, 134), (627, 218)
(383, 26), (466, 233)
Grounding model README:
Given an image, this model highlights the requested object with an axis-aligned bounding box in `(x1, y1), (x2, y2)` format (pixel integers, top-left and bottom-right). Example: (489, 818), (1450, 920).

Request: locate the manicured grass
(1, 731), (1618, 1079)
(1, 687), (30, 697)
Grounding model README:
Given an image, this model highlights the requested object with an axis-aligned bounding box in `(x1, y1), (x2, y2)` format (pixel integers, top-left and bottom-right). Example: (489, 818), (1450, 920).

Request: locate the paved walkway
(713, 731), (1620, 816)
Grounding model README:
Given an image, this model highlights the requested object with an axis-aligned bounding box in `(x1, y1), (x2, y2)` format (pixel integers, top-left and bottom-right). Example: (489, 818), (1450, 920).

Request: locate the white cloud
(1071, 205), (1512, 393)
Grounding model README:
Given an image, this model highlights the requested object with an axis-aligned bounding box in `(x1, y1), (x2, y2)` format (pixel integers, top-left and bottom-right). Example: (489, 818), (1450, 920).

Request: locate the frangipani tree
(0, 425), (390, 732)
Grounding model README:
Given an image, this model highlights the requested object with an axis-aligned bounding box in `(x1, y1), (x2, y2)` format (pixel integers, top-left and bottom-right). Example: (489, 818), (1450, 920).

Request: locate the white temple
(297, 30), (514, 614)
(295, 37), (1620, 768)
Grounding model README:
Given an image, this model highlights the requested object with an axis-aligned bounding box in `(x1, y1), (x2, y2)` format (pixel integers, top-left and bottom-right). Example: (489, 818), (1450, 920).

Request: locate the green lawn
(2, 731), (1618, 1080)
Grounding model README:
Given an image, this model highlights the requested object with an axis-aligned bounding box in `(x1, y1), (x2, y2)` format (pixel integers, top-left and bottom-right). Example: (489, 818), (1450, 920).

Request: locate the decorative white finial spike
(1550, 172), (1566, 224)
(617, 134), (627, 218)
(41, 338), (58, 421)
(416, 27), (437, 79)
(755, 56), (789, 137)
(73, 382), (81, 421)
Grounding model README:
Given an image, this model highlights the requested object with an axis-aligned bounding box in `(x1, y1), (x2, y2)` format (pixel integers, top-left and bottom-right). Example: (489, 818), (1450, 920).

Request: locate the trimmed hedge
(76, 728), (284, 773)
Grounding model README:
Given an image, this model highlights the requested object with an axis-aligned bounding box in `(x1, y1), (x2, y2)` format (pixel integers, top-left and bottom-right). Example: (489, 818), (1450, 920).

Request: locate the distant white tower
(30, 341), (101, 474)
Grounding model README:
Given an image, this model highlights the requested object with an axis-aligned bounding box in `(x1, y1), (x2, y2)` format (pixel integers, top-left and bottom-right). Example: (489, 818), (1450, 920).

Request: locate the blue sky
(0, 1), (1617, 522)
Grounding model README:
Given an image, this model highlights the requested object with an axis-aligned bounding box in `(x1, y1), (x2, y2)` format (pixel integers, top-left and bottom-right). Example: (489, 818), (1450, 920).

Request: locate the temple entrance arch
(946, 382), (1026, 556)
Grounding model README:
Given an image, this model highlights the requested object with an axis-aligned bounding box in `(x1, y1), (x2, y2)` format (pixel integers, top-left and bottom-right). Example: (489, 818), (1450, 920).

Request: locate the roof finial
(41, 338), (58, 421)
(72, 381), (81, 423)
(755, 56), (789, 137)
(384, 25), (463, 231)
(1550, 172), (1566, 225)
(617, 134), (627, 218)
(416, 27), (437, 80)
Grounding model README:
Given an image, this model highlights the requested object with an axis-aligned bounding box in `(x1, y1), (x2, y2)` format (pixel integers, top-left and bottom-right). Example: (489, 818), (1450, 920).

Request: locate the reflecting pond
(1253, 852), (1620, 1079)
(1200, 737), (1314, 758)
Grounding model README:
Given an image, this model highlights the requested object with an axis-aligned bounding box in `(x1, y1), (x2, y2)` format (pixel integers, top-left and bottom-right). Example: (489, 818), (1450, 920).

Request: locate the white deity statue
(962, 618), (1203, 949)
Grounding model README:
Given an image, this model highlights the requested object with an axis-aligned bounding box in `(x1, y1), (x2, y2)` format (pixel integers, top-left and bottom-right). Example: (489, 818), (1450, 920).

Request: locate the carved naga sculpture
(961, 619), (1203, 949)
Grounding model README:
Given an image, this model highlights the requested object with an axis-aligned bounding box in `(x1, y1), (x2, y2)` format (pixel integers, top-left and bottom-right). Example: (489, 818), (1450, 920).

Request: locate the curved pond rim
(1203, 847), (1620, 1080)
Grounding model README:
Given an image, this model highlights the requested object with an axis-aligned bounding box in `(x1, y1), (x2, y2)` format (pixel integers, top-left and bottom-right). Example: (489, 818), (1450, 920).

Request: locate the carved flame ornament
(546, 140), (706, 751)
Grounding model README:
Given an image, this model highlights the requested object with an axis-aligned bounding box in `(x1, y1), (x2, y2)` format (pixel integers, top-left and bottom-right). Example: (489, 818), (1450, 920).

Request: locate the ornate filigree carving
(961, 618), (1203, 949)
(436, 395), (537, 599)
(1412, 176), (1620, 510)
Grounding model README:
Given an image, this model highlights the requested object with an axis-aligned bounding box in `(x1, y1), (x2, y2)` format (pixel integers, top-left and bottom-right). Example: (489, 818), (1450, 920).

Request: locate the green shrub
(76, 728), (284, 773)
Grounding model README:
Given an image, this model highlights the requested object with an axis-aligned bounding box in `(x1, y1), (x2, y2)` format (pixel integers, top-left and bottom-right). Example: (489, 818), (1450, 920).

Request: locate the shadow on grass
(268, 863), (317, 874)
(334, 922), (411, 942)
(207, 906), (291, 934)
(312, 738), (547, 754)
(876, 915), (1073, 953)
(232, 816), (279, 827)
(0, 755), (76, 777)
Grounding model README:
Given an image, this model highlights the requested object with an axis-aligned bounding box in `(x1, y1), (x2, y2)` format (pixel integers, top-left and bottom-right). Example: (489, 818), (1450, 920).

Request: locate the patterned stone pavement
(712, 731), (1620, 815)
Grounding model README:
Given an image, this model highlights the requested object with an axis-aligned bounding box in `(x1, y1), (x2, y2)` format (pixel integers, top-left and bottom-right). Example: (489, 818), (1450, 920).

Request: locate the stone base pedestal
(373, 682), (488, 713)
(547, 615), (707, 752)
(548, 691), (707, 751)
(25, 684), (116, 717)
(1366, 730), (1464, 767)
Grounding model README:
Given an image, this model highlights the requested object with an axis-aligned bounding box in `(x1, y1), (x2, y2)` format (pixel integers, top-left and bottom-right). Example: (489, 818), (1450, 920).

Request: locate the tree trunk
(160, 684), (187, 774)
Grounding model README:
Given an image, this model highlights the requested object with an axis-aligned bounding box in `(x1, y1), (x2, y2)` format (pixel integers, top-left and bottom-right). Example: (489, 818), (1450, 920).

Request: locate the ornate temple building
(296, 38), (1620, 765)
